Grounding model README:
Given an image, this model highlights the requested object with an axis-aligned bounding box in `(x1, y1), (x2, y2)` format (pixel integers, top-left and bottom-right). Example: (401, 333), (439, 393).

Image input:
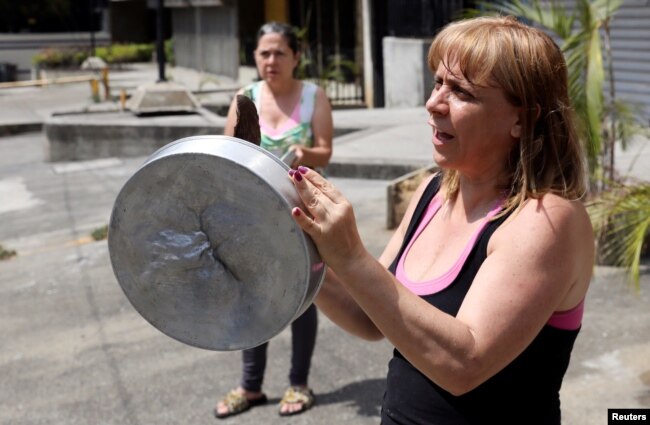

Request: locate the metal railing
(307, 77), (365, 108)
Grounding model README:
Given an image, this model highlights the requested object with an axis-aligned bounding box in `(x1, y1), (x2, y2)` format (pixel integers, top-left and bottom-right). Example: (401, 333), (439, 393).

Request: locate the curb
(326, 161), (423, 180)
(0, 122), (43, 137)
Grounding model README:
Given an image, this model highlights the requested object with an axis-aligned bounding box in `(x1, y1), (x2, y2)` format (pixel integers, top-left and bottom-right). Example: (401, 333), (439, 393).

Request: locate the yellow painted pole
(264, 0), (288, 23)
(120, 89), (127, 110)
(101, 68), (111, 100)
(90, 79), (100, 103)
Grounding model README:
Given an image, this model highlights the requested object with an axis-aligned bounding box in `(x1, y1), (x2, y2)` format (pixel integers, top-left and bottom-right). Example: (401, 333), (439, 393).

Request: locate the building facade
(1, 0), (648, 120)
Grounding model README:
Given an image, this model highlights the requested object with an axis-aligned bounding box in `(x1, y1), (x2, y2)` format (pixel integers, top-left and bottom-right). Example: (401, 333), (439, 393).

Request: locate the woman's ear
(510, 112), (523, 139)
(510, 104), (540, 139)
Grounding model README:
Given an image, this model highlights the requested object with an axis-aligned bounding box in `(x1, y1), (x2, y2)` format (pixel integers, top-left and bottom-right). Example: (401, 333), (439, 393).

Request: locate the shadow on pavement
(314, 377), (385, 417)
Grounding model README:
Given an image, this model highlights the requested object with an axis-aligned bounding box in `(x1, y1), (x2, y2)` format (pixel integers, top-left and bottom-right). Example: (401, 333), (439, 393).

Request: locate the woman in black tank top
(287, 16), (594, 425)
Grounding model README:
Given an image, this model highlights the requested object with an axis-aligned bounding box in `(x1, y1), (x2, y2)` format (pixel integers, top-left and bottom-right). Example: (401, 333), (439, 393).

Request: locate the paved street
(0, 130), (395, 425)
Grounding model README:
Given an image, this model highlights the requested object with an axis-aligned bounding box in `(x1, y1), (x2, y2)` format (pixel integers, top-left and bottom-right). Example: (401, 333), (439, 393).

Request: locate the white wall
(171, 5), (238, 81)
(382, 37), (432, 108)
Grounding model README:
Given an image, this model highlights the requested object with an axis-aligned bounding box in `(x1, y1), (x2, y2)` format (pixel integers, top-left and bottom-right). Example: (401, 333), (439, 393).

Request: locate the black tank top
(382, 176), (579, 425)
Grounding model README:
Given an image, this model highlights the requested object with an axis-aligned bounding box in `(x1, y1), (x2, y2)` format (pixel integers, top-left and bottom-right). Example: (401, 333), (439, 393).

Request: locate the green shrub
(33, 42), (159, 68)
(165, 39), (175, 66)
(0, 244), (17, 261)
(96, 43), (154, 64)
(91, 224), (109, 241)
(32, 47), (86, 67)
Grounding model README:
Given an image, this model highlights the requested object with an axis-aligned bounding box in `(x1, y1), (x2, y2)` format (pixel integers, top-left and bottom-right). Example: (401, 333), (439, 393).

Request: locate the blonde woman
(288, 16), (593, 424)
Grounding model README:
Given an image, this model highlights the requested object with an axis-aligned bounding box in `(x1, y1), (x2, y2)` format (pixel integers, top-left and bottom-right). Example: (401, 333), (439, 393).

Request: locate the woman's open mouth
(433, 129), (454, 145)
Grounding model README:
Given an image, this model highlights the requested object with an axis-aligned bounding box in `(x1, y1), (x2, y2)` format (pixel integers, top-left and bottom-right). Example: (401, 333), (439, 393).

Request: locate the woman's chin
(432, 151), (453, 169)
(264, 73), (282, 81)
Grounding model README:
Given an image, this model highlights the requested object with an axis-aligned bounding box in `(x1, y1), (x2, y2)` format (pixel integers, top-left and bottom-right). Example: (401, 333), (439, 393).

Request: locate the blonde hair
(428, 16), (586, 215)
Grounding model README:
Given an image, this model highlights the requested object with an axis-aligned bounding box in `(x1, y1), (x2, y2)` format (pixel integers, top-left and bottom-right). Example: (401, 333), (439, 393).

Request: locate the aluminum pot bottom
(108, 137), (324, 351)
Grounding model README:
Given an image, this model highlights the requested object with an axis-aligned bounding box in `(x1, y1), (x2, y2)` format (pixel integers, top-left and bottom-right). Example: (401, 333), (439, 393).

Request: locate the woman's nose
(426, 88), (449, 116)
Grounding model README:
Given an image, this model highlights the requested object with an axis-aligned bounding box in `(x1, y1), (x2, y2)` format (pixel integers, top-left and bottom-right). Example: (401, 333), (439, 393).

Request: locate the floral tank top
(241, 81), (317, 158)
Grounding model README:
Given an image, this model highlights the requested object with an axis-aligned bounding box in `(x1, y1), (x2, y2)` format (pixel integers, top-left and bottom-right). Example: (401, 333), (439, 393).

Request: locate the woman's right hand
(289, 166), (367, 272)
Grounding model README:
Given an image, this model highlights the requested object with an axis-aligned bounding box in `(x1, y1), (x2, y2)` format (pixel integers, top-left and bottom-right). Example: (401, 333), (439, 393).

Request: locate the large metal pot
(108, 135), (325, 351)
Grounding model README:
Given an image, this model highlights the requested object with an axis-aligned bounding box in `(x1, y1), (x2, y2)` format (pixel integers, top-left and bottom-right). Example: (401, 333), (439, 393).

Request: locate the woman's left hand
(288, 145), (304, 168)
(289, 166), (366, 271)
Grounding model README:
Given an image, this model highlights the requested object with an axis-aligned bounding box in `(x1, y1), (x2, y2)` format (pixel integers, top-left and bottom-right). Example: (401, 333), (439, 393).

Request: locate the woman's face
(425, 61), (522, 180)
(254, 33), (299, 83)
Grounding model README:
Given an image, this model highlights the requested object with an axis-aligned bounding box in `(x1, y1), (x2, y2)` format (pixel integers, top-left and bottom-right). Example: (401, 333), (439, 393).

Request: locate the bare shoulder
(512, 194), (590, 233)
(495, 194), (592, 249)
(490, 193), (594, 301)
(310, 83), (333, 138)
(312, 84), (330, 104)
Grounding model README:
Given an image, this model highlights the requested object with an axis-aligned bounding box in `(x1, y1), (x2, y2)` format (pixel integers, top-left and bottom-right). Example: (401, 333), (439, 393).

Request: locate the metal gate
(307, 77), (365, 108)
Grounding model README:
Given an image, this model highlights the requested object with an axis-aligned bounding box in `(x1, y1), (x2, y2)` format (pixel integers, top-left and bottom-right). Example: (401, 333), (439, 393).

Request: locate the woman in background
(215, 21), (333, 419)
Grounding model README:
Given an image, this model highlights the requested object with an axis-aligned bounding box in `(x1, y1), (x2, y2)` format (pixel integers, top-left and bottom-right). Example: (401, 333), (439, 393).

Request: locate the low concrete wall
(0, 123), (43, 137)
(44, 109), (224, 162)
(43, 109), (363, 164)
(326, 161), (420, 180)
(382, 37), (432, 108)
(43, 108), (420, 184)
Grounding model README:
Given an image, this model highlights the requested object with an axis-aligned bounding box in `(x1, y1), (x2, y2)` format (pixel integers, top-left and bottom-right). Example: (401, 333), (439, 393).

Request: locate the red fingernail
(294, 172), (303, 182)
(288, 169), (295, 177)
(292, 208), (301, 216)
(298, 166), (308, 174)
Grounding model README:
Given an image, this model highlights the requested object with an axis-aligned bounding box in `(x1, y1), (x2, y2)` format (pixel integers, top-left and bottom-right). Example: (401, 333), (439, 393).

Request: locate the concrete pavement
(0, 131), (394, 425)
(1, 63), (649, 425)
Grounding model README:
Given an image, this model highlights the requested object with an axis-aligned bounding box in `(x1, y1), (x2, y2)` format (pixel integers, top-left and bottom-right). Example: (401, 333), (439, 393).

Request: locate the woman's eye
(452, 85), (473, 98)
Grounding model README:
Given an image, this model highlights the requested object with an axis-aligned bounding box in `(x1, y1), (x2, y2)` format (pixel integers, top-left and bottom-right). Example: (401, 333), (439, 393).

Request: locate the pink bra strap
(396, 196), (503, 296)
(547, 299), (584, 330)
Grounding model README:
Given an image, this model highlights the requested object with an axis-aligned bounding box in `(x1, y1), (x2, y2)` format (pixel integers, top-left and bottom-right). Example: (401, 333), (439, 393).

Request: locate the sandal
(214, 389), (267, 419)
(278, 386), (315, 417)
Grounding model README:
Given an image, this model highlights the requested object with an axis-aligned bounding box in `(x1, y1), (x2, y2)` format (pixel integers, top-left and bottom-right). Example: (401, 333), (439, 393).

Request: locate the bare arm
(290, 86), (333, 168)
(315, 268), (383, 340)
(291, 169), (594, 395)
(312, 174), (437, 341)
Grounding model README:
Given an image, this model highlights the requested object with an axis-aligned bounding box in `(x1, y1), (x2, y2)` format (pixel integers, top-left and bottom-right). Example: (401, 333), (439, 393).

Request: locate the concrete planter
(386, 164), (438, 229)
(43, 108), (225, 162)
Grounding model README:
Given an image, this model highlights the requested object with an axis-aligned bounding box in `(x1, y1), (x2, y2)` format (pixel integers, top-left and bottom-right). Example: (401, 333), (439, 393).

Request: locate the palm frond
(606, 100), (647, 152)
(588, 182), (650, 289)
(584, 26), (605, 158)
(591, 0), (624, 22)
(474, 0), (574, 38)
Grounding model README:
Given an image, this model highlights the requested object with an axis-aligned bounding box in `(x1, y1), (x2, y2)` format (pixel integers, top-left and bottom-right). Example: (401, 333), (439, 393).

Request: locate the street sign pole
(156, 0), (166, 82)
